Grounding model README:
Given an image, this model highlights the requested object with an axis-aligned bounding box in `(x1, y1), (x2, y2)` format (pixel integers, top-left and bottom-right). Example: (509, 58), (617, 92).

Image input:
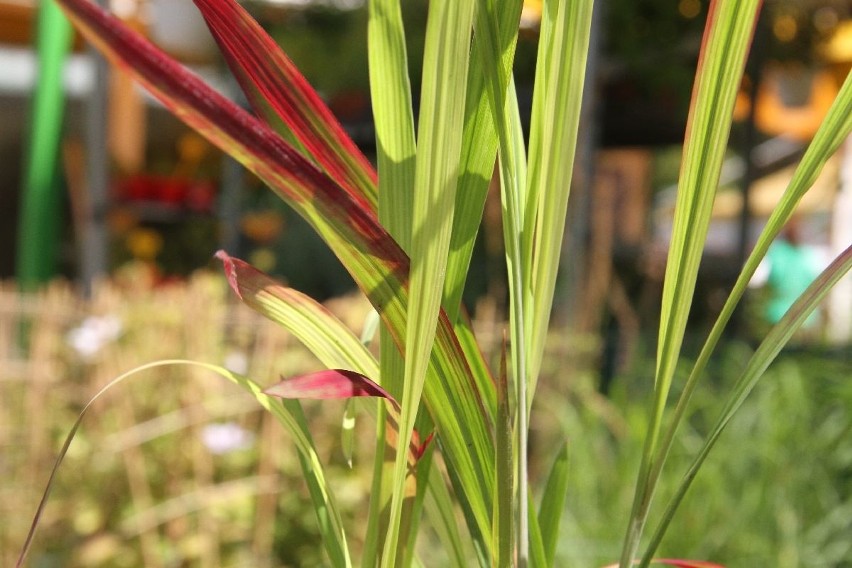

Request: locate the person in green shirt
(762, 220), (824, 327)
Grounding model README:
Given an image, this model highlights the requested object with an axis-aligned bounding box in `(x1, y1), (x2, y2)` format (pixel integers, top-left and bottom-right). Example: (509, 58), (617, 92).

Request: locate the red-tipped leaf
(55, 1), (496, 540)
(193, 0), (377, 208)
(265, 369), (398, 409)
(653, 561), (724, 568)
(603, 561), (724, 568)
(265, 369), (439, 467)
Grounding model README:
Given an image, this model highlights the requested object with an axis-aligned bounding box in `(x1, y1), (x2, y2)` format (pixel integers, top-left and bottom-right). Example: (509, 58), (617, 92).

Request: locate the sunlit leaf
(367, 0), (419, 561)
(642, 245), (852, 565)
(621, 1), (761, 563)
(217, 250), (378, 377)
(194, 0), (378, 209)
(524, 0), (594, 399)
(383, 0), (478, 563)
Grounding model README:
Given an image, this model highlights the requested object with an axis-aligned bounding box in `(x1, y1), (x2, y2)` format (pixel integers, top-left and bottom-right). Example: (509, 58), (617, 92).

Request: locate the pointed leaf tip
(414, 432), (435, 462)
(215, 250), (243, 300)
(265, 369), (398, 409)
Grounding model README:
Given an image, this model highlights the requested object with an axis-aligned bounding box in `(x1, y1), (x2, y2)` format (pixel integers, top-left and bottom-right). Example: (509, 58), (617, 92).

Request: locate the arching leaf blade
(641, 245), (852, 566)
(621, 2), (762, 564)
(193, 0), (378, 209)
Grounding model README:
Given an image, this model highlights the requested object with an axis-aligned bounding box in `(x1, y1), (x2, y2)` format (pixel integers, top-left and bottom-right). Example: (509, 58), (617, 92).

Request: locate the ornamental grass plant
(18, 0), (852, 566)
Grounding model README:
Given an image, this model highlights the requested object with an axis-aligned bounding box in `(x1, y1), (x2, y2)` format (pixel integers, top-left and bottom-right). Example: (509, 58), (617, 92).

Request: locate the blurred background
(1, 0), (851, 566)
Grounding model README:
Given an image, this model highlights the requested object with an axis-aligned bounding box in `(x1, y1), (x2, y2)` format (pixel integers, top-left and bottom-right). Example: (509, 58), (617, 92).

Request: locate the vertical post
(80, 0), (111, 296)
(16, 0), (73, 289)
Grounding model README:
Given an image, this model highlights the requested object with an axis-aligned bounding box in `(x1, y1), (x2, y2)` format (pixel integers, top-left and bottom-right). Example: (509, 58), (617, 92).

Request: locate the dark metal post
(80, 0), (111, 296)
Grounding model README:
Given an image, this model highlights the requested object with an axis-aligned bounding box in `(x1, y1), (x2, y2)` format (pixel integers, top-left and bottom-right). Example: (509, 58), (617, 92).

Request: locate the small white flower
(223, 350), (249, 375)
(201, 422), (254, 455)
(67, 315), (123, 359)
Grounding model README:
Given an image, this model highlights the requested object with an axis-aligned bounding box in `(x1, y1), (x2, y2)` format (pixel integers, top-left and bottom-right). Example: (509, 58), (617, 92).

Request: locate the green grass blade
(538, 443), (569, 567)
(384, 0), (476, 563)
(470, 2), (529, 560)
(368, 0), (418, 561)
(523, 0), (594, 397)
(423, 464), (471, 567)
(620, 2), (760, 564)
(493, 335), (515, 567)
(369, 0), (416, 253)
(217, 251), (378, 377)
(641, 244), (852, 566)
(443, 0), (522, 322)
(644, 67), (852, 525)
(443, 71), (496, 324)
(17, 360), (351, 568)
(526, 487), (547, 568)
(453, 314), (498, 417)
(404, 443), (437, 568)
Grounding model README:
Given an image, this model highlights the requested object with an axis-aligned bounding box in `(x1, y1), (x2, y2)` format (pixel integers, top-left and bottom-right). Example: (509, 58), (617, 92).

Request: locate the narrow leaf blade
(217, 250), (378, 377)
(524, 0), (594, 396)
(194, 0), (378, 208)
(538, 443), (569, 567)
(643, 245), (852, 564)
(621, 2), (762, 563)
(644, 68), (852, 540)
(384, 0), (477, 563)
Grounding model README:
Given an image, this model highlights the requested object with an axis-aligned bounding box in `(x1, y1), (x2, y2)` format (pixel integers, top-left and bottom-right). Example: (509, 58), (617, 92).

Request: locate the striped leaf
(524, 0), (594, 397)
(642, 245), (852, 565)
(621, 2), (762, 564)
(643, 68), (852, 522)
(383, 0), (478, 563)
(367, 1), (418, 561)
(193, 0), (377, 209)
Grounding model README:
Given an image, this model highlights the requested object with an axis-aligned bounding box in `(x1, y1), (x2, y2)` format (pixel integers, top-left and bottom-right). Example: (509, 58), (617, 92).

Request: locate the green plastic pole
(16, 0), (73, 289)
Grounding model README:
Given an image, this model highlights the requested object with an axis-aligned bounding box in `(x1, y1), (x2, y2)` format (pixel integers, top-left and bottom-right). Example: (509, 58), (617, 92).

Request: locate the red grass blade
(192, 0), (377, 208)
(602, 560), (724, 568)
(56, 0), (395, 287)
(653, 561), (725, 568)
(264, 369), (439, 468)
(265, 369), (398, 409)
(54, 1), (497, 536)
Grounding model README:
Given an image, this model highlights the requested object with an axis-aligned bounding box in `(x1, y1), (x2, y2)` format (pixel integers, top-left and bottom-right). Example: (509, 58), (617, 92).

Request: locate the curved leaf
(17, 360), (350, 568)
(215, 251), (495, 545)
(621, 1), (762, 563)
(59, 0), (496, 552)
(642, 245), (852, 565)
(217, 250), (378, 377)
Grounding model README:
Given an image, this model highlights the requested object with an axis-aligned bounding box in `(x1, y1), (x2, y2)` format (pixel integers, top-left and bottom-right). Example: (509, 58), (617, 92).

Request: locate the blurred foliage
(2, 278), (849, 566)
(533, 342), (852, 567)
